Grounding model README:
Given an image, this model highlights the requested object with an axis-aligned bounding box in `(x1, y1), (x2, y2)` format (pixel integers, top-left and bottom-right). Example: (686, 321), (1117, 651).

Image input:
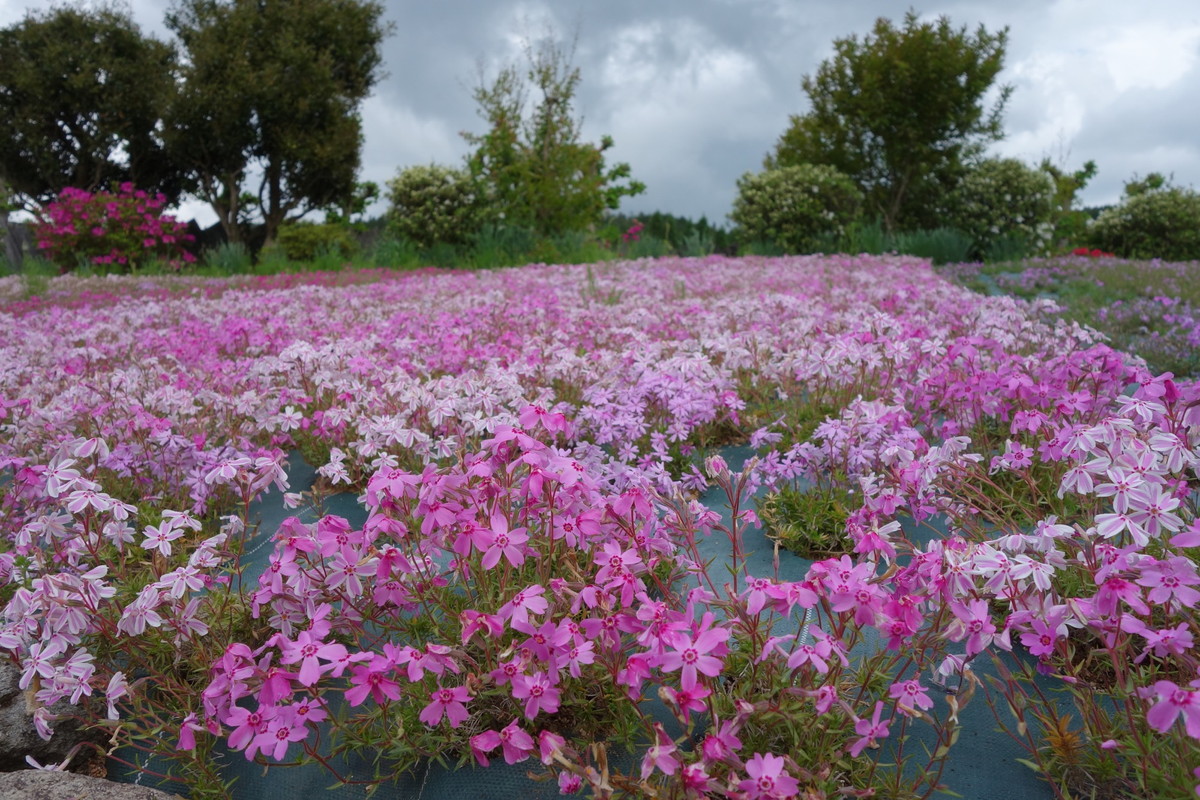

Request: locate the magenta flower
(888, 679), (934, 716)
(849, 701), (891, 757)
(511, 671), (560, 719)
(470, 718), (534, 766)
(1146, 680), (1200, 738)
(658, 613), (729, 690)
(481, 511), (529, 569)
(252, 714), (310, 760)
(344, 662), (401, 707)
(737, 752), (800, 799)
(278, 630), (348, 687)
(640, 723), (680, 780)
(419, 685), (471, 728)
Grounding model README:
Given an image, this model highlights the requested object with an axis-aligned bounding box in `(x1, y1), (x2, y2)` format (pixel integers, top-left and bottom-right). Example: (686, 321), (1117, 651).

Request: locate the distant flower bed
(942, 255), (1200, 379)
(1, 255), (1197, 798)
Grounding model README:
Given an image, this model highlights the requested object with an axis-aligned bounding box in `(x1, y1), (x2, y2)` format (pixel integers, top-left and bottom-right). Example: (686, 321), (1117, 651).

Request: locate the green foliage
(769, 11), (1010, 232)
(165, 0), (390, 246)
(891, 227), (975, 265)
(275, 222), (358, 262)
(467, 223), (537, 267)
(730, 164), (863, 253)
(1039, 158), (1098, 250)
(202, 241), (252, 274)
(757, 484), (855, 558)
(947, 157), (1055, 259)
(605, 211), (734, 256)
(386, 164), (482, 248)
(1088, 179), (1200, 261)
(0, 4), (180, 208)
(462, 33), (644, 237)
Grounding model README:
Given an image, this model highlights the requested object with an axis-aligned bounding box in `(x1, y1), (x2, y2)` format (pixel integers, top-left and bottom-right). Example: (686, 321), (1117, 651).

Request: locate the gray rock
(0, 663), (106, 773)
(0, 769), (182, 799)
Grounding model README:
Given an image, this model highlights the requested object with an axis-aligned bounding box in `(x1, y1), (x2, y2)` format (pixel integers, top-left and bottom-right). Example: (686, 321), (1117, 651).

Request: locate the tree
(462, 33), (644, 238)
(165, 0), (389, 246)
(0, 3), (180, 210)
(768, 11), (1011, 232)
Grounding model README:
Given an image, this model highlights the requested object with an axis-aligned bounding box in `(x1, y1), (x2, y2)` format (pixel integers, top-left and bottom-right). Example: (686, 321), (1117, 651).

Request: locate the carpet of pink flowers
(0, 254), (1197, 798)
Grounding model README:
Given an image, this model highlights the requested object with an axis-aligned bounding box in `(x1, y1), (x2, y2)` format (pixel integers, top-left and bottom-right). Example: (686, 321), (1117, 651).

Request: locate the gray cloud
(2, 0), (1198, 223)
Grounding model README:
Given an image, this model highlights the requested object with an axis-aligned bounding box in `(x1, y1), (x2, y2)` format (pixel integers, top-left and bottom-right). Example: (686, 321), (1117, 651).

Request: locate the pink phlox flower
(1136, 556), (1200, 609)
(662, 683), (710, 721)
(1121, 616), (1195, 663)
(252, 706), (310, 761)
(889, 679), (934, 716)
(558, 638), (595, 678)
(177, 712), (206, 751)
(658, 612), (730, 690)
(498, 584), (548, 627)
(538, 730), (566, 765)
(315, 515), (363, 559)
(701, 718), (742, 762)
(511, 670), (560, 719)
(344, 659), (401, 707)
(742, 575), (774, 614)
(460, 609), (505, 644)
(419, 684), (471, 728)
(481, 511), (529, 569)
(225, 704), (273, 756)
(513, 617), (570, 663)
(594, 541), (642, 584)
(640, 723), (680, 780)
(1169, 518), (1200, 548)
(738, 752), (800, 799)
(849, 701), (891, 757)
(141, 519), (185, 558)
(104, 671), (128, 721)
(471, 718), (535, 766)
(615, 652), (651, 698)
(1145, 679), (1200, 738)
(948, 599), (997, 656)
(279, 630), (348, 687)
(1128, 482), (1184, 537)
(490, 656), (526, 687)
(764, 579), (819, 613)
(403, 643), (460, 682)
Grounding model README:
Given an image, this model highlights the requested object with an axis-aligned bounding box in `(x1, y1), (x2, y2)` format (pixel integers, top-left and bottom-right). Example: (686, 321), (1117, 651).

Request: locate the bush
(386, 164), (481, 249)
(946, 158), (1055, 259)
(1088, 182), (1200, 261)
(33, 184), (195, 273)
(730, 164), (862, 253)
(891, 227), (975, 265)
(274, 222), (358, 263)
(201, 241), (252, 273)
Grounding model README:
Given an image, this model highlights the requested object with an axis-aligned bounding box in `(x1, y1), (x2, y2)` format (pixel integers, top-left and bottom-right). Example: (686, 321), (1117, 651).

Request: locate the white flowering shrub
(730, 164), (862, 252)
(1089, 185), (1200, 261)
(386, 164), (482, 248)
(947, 158), (1055, 258)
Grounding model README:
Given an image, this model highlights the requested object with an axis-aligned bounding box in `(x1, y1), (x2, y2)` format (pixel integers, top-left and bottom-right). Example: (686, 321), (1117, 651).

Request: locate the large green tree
(165, 0), (389, 245)
(769, 11), (1011, 232)
(0, 3), (180, 210)
(462, 35), (644, 238)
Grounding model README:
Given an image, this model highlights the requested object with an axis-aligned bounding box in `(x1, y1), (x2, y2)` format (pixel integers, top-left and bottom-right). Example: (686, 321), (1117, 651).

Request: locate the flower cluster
(33, 184), (195, 273)
(1071, 247), (1115, 258)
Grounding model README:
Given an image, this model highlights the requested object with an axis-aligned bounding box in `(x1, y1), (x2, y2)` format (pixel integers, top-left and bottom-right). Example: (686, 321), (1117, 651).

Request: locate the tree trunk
(0, 179), (22, 271)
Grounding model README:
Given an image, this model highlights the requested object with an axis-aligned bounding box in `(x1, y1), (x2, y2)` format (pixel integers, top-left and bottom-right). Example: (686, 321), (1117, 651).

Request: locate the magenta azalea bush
(0, 254), (1197, 798)
(33, 183), (195, 273)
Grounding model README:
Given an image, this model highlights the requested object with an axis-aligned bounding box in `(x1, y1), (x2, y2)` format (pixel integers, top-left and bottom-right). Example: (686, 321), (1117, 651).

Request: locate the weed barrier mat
(107, 446), (1055, 799)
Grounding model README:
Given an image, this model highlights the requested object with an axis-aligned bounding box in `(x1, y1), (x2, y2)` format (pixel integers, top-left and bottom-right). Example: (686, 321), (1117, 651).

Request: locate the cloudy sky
(2, 0), (1199, 226)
